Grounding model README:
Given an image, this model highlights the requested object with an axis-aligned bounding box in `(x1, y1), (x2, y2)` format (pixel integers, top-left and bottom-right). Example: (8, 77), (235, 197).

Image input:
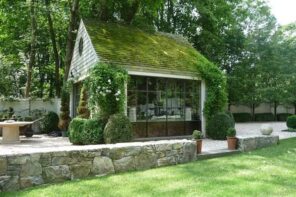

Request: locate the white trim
(201, 80), (206, 136)
(124, 81), (127, 116)
(128, 70), (200, 80)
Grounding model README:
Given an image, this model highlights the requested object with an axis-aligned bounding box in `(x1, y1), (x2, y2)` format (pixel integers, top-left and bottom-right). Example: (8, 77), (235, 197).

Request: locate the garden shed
(69, 20), (209, 138)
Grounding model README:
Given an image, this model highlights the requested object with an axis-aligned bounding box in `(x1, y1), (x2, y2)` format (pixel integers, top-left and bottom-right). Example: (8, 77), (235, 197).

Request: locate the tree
(25, 0), (37, 98)
(45, 0), (61, 97)
(64, 0), (80, 81)
(60, 0), (80, 130)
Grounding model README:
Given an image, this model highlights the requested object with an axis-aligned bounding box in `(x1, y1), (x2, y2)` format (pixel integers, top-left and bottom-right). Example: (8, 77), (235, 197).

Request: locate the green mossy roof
(84, 20), (210, 74)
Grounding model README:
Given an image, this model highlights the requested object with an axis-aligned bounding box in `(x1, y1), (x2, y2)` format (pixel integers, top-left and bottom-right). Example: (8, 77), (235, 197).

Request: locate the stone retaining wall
(0, 140), (196, 192)
(238, 135), (279, 152)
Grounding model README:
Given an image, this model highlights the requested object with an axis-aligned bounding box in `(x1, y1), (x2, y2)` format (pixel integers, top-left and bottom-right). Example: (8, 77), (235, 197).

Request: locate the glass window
(127, 75), (201, 137)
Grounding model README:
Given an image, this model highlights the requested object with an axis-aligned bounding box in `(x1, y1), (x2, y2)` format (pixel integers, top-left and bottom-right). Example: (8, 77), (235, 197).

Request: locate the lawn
(3, 138), (296, 197)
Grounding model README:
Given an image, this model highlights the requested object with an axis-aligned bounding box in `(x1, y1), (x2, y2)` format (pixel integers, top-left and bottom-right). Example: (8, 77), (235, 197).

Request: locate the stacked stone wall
(0, 140), (196, 192)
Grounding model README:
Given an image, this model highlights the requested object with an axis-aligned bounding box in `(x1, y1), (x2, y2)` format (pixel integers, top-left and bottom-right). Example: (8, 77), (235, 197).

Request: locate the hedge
(254, 113), (275, 122)
(233, 113), (252, 122)
(277, 113), (292, 122)
(287, 115), (296, 129)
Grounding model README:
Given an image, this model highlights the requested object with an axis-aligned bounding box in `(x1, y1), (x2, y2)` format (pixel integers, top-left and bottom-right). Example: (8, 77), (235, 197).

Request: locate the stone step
(196, 149), (241, 160)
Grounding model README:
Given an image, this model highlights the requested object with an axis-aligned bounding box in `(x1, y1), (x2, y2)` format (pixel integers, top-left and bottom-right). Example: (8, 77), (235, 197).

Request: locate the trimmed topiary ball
(287, 115), (296, 129)
(104, 113), (133, 144)
(41, 111), (59, 133)
(82, 119), (104, 144)
(68, 118), (85, 145)
(207, 112), (235, 140)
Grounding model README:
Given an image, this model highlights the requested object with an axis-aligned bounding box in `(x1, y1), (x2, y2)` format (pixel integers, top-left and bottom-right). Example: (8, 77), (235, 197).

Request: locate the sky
(267, 0), (296, 25)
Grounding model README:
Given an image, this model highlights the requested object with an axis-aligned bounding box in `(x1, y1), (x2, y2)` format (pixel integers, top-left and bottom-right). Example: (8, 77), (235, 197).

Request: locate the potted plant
(226, 127), (237, 150)
(192, 130), (203, 154)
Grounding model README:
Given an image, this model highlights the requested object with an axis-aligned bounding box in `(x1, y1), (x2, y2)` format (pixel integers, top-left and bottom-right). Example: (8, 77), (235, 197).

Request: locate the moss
(84, 20), (211, 73)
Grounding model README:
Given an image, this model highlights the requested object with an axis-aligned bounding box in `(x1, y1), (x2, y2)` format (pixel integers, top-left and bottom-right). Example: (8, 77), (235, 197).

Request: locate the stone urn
(260, 124), (273, 135)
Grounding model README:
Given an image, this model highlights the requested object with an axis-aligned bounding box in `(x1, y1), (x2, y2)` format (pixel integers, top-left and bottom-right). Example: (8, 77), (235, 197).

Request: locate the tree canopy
(0, 0), (295, 113)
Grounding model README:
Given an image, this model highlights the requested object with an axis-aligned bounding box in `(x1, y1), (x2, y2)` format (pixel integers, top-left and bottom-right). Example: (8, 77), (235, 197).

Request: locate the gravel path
(236, 122), (296, 139)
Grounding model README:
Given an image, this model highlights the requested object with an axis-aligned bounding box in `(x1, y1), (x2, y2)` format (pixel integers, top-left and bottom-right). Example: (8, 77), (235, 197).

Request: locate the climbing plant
(86, 63), (128, 119)
(195, 57), (228, 120)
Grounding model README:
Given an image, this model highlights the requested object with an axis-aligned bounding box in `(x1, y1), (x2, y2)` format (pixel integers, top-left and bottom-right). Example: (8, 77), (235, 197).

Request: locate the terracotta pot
(196, 139), (202, 154)
(227, 137), (237, 150)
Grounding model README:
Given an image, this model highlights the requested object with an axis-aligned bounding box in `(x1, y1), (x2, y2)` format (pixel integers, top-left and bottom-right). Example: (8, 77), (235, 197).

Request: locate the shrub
(104, 113), (133, 144)
(77, 85), (90, 119)
(207, 112), (235, 140)
(24, 116), (33, 121)
(225, 111), (235, 125)
(69, 118), (105, 145)
(82, 119), (104, 144)
(287, 115), (296, 129)
(41, 111), (59, 133)
(254, 113), (275, 122)
(233, 113), (252, 122)
(68, 118), (85, 145)
(227, 128), (236, 137)
(192, 130), (202, 140)
(277, 113), (292, 122)
(59, 85), (71, 131)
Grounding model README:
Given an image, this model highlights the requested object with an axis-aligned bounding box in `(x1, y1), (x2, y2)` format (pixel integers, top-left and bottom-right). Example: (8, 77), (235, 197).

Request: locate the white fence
(0, 98), (61, 117)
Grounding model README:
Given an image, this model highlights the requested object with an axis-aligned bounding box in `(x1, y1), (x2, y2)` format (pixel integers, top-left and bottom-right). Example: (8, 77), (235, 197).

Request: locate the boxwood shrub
(207, 112), (235, 140)
(68, 118), (85, 145)
(232, 113), (252, 122)
(287, 115), (296, 129)
(277, 113), (292, 122)
(104, 113), (133, 144)
(254, 113), (275, 122)
(69, 118), (104, 145)
(82, 119), (104, 144)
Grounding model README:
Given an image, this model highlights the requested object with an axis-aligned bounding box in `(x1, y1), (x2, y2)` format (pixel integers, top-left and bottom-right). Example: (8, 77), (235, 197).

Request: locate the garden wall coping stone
(237, 135), (279, 152)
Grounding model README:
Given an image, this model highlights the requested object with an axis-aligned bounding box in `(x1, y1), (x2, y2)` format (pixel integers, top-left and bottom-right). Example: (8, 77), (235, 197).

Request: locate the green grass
(3, 138), (296, 197)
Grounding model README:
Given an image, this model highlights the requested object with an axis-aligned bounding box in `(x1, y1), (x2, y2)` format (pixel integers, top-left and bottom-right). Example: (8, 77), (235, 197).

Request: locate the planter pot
(260, 124), (273, 135)
(196, 139), (202, 154)
(227, 137), (237, 150)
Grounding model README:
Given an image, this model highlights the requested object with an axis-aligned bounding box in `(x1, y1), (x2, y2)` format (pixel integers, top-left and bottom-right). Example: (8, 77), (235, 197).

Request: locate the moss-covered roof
(84, 20), (210, 74)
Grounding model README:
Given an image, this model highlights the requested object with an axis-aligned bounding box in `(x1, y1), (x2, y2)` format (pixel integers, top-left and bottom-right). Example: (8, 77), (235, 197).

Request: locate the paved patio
(0, 122), (295, 156)
(236, 122), (296, 139)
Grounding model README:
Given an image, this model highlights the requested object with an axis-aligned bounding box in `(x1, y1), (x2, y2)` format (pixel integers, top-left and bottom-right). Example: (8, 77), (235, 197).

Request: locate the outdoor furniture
(0, 121), (33, 144)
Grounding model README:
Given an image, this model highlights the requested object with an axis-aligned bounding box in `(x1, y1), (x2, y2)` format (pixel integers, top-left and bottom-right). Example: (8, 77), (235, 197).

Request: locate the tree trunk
(45, 0), (61, 97)
(25, 0), (37, 98)
(274, 101), (277, 121)
(251, 103), (255, 121)
(59, 0), (80, 131)
(64, 0), (80, 81)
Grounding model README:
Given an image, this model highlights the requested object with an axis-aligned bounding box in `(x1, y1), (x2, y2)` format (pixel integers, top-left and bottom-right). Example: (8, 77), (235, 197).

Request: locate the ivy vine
(86, 63), (128, 119)
(195, 58), (228, 120)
